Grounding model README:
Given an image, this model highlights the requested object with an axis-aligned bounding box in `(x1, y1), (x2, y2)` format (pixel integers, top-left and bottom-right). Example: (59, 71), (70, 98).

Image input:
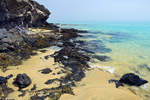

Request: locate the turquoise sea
(59, 22), (150, 99)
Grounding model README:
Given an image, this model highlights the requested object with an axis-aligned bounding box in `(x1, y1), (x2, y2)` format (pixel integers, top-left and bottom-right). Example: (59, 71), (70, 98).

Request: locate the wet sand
(60, 69), (141, 100)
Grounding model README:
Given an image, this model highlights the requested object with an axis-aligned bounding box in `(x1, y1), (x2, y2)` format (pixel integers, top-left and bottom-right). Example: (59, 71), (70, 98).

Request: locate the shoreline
(0, 24), (145, 100)
(0, 26), (142, 100)
(0, 0), (147, 99)
(0, 47), (142, 100)
(60, 69), (141, 100)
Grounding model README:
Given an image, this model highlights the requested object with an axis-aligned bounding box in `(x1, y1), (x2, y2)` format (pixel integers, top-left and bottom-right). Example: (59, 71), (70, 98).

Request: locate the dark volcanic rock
(0, 0), (50, 27)
(39, 68), (52, 74)
(31, 84), (37, 91)
(31, 85), (74, 100)
(109, 73), (148, 88)
(52, 41), (90, 82)
(13, 73), (31, 90)
(0, 83), (14, 99)
(45, 79), (59, 85)
(0, 28), (26, 52)
(60, 28), (88, 40)
(108, 79), (124, 88)
(61, 32), (78, 40)
(31, 96), (45, 100)
(0, 74), (13, 98)
(0, 27), (59, 70)
(71, 70), (85, 81)
(63, 41), (76, 47)
(93, 55), (111, 62)
(0, 74), (13, 84)
(44, 55), (51, 60)
(60, 28), (87, 33)
(53, 47), (90, 66)
(119, 73), (148, 86)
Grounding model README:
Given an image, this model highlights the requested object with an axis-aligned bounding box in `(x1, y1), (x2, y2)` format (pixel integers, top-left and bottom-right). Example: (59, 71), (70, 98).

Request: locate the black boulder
(109, 73), (148, 88)
(119, 73), (148, 86)
(13, 73), (31, 90)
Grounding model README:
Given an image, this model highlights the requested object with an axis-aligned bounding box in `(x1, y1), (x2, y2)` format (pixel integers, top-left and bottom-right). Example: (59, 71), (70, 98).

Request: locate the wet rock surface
(109, 73), (148, 88)
(93, 55), (111, 62)
(0, 74), (13, 85)
(61, 30), (78, 40)
(39, 68), (52, 74)
(60, 28), (88, 33)
(51, 40), (90, 83)
(81, 40), (112, 54)
(13, 73), (32, 90)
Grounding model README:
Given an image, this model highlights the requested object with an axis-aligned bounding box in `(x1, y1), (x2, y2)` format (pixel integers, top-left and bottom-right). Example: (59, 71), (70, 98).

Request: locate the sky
(36, 0), (150, 23)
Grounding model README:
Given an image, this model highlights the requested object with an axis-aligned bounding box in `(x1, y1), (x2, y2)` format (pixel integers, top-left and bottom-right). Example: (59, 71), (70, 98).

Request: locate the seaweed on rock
(51, 40), (91, 83)
(30, 85), (74, 100)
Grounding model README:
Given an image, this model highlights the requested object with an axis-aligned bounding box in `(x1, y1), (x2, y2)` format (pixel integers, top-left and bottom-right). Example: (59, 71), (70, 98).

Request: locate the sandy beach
(0, 0), (149, 100)
(60, 69), (141, 100)
(0, 48), (141, 100)
(0, 48), (67, 100)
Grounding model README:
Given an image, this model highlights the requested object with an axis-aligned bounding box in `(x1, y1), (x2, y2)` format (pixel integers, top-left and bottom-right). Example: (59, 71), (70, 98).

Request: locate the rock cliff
(0, 0), (50, 27)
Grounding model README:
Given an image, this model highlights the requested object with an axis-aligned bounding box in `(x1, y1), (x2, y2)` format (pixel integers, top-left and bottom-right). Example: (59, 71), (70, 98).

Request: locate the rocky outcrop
(51, 41), (90, 82)
(0, 0), (89, 71)
(0, 0), (91, 99)
(0, 0), (50, 27)
(0, 27), (60, 71)
(109, 73), (148, 88)
(0, 28), (27, 52)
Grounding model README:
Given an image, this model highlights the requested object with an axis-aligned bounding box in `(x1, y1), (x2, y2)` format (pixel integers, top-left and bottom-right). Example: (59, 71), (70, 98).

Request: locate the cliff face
(0, 0), (91, 99)
(0, 0), (54, 70)
(0, 0), (50, 27)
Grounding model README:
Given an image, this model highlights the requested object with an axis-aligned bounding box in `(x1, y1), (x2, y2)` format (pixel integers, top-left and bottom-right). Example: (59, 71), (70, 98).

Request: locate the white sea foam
(88, 62), (115, 74)
(141, 83), (150, 90)
(103, 66), (115, 74)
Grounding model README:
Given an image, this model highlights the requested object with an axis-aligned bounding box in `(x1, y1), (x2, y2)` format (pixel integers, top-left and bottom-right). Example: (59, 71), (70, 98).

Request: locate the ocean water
(59, 22), (150, 99)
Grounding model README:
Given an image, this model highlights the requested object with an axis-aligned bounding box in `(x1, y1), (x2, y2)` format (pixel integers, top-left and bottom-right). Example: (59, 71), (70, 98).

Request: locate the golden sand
(28, 28), (53, 34)
(60, 69), (141, 100)
(0, 48), (66, 100)
(0, 48), (141, 100)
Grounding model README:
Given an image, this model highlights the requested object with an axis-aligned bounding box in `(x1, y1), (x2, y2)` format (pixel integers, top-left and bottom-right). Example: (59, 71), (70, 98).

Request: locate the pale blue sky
(36, 0), (150, 23)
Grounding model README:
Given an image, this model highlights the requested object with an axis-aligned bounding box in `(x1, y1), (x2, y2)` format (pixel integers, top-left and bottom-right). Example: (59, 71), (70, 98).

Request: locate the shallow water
(59, 22), (150, 100)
